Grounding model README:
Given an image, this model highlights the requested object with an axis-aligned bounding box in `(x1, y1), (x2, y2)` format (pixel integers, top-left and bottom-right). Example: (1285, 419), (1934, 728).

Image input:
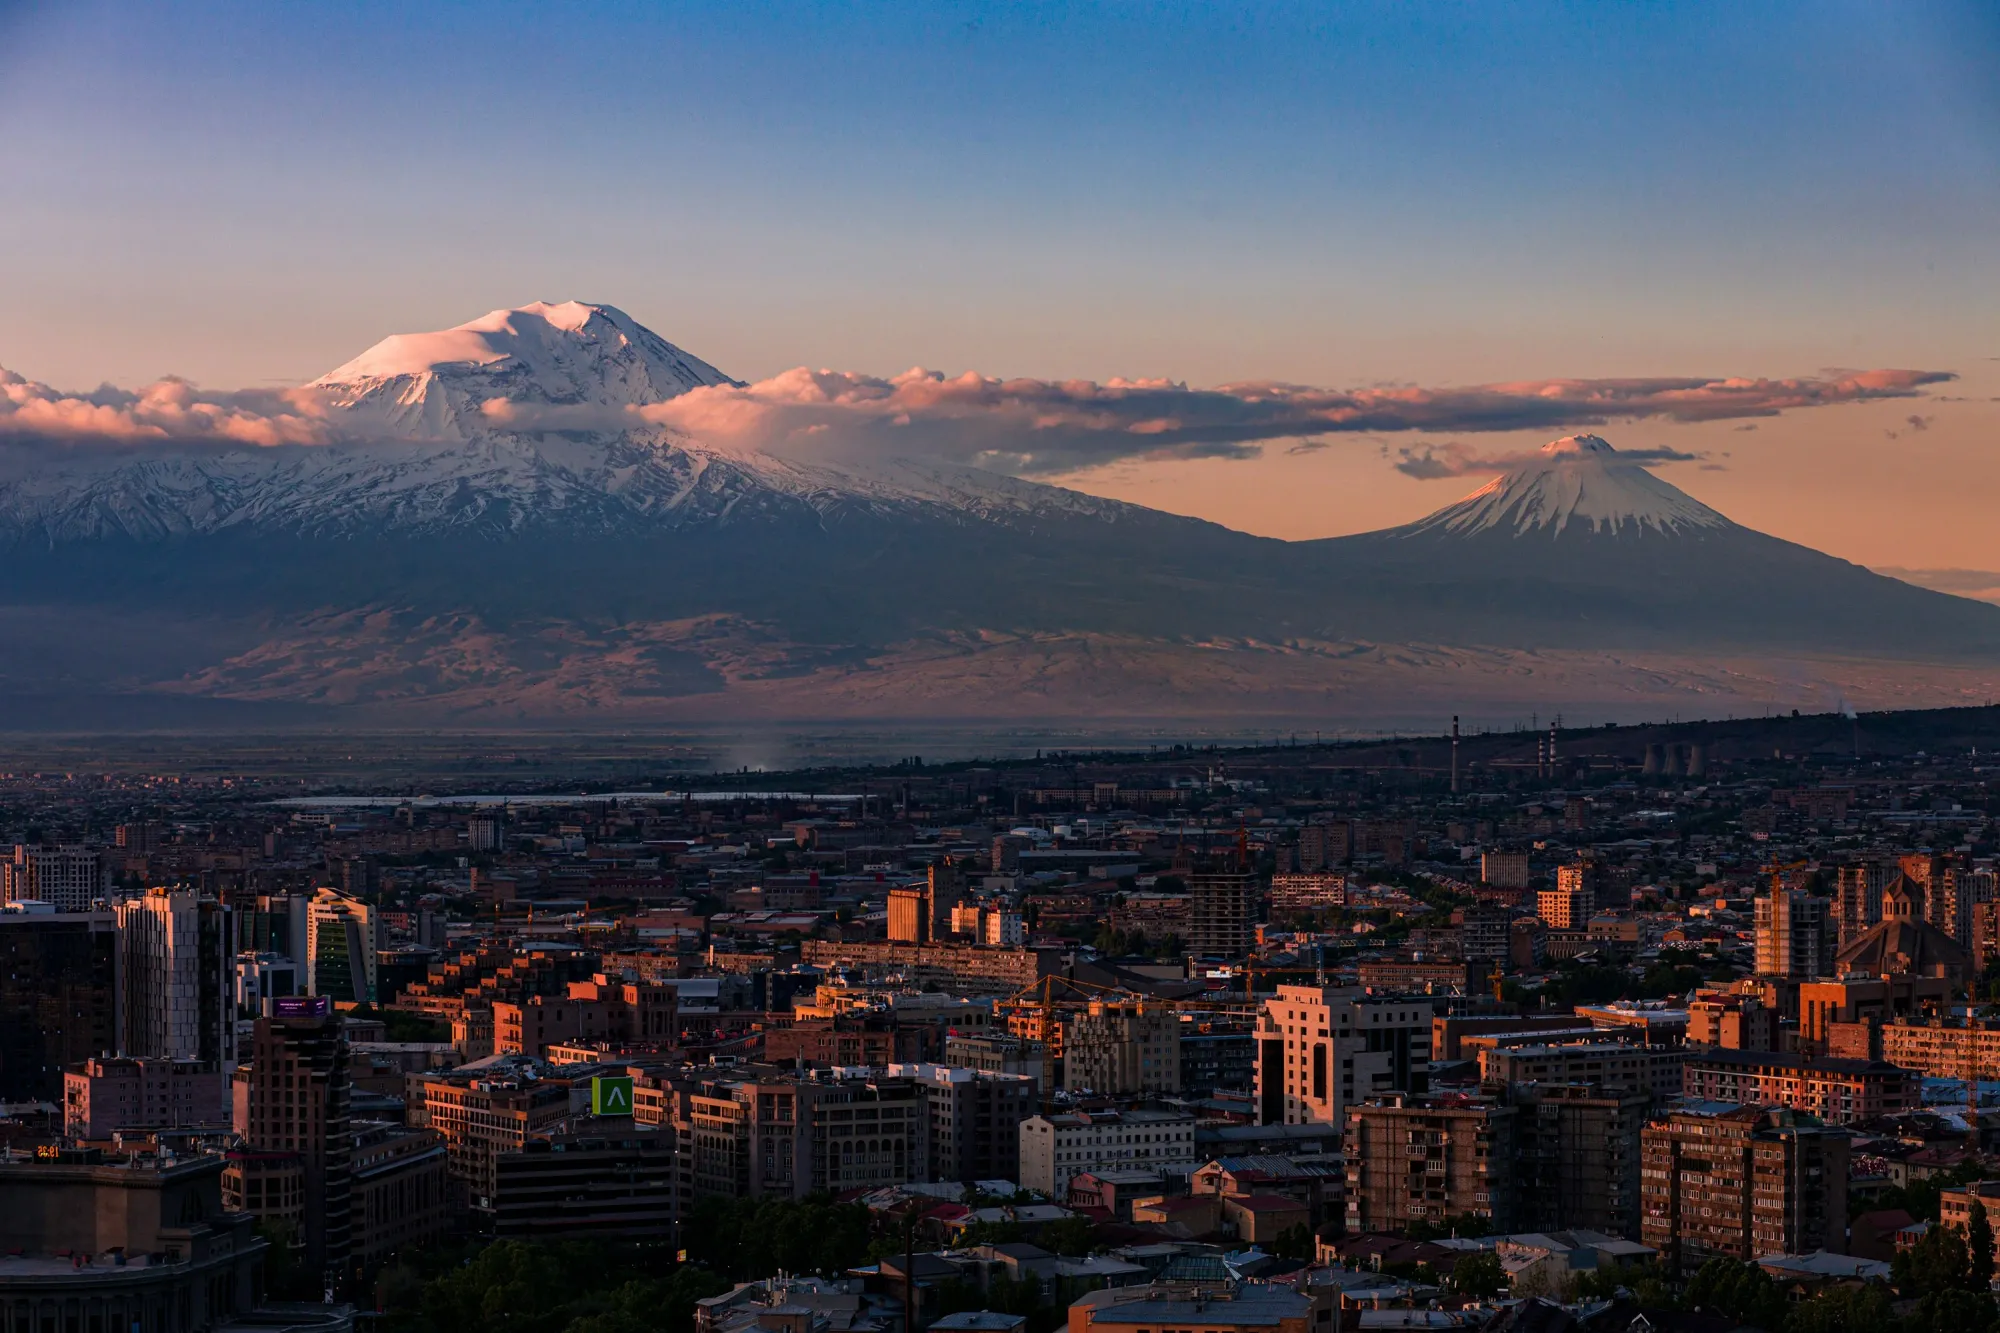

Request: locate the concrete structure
(1481, 851), (1530, 890)
(1511, 1084), (1652, 1240)
(1343, 1096), (1515, 1233)
(307, 889), (381, 1004)
(1536, 884), (1593, 930)
(1754, 890), (1834, 980)
(1018, 1109), (1198, 1197)
(115, 889), (234, 1072)
(1479, 1042), (1684, 1100)
(1832, 862), (1889, 949)
(1269, 874), (1346, 914)
(491, 975), (677, 1056)
(890, 1063), (1036, 1184)
(1253, 984), (1431, 1127)
(1687, 987), (1780, 1051)
(681, 1069), (928, 1201)
(1188, 870), (1256, 957)
(1, 845), (110, 911)
(943, 1033), (1047, 1093)
(1640, 1104), (1849, 1269)
(1067, 1279), (1323, 1333)
(229, 996), (352, 1282)
(0, 1149), (266, 1333)
(799, 940), (1054, 995)
(0, 908), (119, 1102)
(1680, 1050), (1917, 1124)
(1798, 973), (1953, 1054)
(1062, 1000), (1180, 1096)
(488, 1129), (675, 1240)
(417, 1073), (570, 1201)
(64, 1057), (230, 1138)
(1873, 1016), (2000, 1082)
(348, 1122), (451, 1263)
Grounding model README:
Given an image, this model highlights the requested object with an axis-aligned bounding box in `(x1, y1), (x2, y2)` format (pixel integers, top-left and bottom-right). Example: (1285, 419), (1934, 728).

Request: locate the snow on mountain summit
(1409, 434), (1730, 538)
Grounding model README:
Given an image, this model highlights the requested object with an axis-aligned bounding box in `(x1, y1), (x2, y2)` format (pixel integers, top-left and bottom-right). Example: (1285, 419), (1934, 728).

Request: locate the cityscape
(4, 4), (1999, 1333)
(4, 711), (2000, 1332)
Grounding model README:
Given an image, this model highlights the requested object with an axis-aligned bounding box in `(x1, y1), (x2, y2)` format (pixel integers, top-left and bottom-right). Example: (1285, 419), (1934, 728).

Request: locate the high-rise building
(230, 996), (353, 1285)
(235, 892), (310, 962)
(1832, 862), (1889, 949)
(1510, 1083), (1651, 1239)
(1640, 1104), (1848, 1268)
(1062, 999), (1181, 1095)
(1189, 868), (1256, 956)
(1753, 890), (1834, 980)
(1536, 883), (1594, 930)
(886, 859), (965, 945)
(114, 889), (235, 1078)
(308, 887), (381, 1003)
(2, 845), (111, 911)
(1254, 984), (1432, 1127)
(1343, 1096), (1516, 1234)
(0, 907), (119, 1102)
(891, 1063), (1036, 1183)
(1480, 851), (1531, 890)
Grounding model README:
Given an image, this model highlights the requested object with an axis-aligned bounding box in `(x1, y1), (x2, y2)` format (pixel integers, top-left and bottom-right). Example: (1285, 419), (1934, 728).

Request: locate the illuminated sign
(273, 996), (332, 1018)
(590, 1075), (634, 1116)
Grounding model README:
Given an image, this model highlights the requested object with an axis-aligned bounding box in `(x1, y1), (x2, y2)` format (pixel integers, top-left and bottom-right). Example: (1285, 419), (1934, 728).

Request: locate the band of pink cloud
(0, 362), (1954, 476)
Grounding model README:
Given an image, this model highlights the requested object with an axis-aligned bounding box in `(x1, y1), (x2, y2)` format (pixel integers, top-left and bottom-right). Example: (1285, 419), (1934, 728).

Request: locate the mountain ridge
(0, 301), (1991, 723)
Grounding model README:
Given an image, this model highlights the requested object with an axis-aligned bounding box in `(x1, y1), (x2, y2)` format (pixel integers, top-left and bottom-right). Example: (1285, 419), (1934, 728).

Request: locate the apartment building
(1017, 1108), (1197, 1196)
(1874, 1016), (2000, 1082)
(1343, 1096), (1516, 1234)
(1062, 999), (1181, 1095)
(65, 1056), (230, 1137)
(1189, 869), (1257, 957)
(1270, 873), (1347, 913)
(681, 1069), (928, 1201)
(1536, 885), (1593, 930)
(1753, 891), (1834, 980)
(1253, 984), (1432, 1127)
(419, 1073), (571, 1201)
(1680, 1050), (1916, 1125)
(1511, 1083), (1652, 1240)
(1479, 1042), (1684, 1100)
(1640, 1104), (1849, 1268)
(1, 844), (110, 911)
(890, 1062), (1036, 1183)
(1481, 852), (1530, 890)
(491, 974), (677, 1056)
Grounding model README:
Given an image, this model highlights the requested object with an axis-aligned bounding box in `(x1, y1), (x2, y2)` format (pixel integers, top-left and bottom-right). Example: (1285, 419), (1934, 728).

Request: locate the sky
(1, 0), (1996, 569)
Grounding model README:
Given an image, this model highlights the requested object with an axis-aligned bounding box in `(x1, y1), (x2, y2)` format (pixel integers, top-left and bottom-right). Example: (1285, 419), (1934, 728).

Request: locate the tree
(1780, 1282), (1895, 1333)
(1035, 1216), (1097, 1257)
(1896, 1219), (1973, 1298)
(1910, 1286), (2000, 1333)
(1973, 1201), (1996, 1292)
(1269, 1224), (1316, 1263)
(1449, 1251), (1506, 1300)
(1683, 1256), (1786, 1331)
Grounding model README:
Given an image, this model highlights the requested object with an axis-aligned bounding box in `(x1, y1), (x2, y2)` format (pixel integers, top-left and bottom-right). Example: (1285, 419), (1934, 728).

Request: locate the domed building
(1833, 879), (1972, 985)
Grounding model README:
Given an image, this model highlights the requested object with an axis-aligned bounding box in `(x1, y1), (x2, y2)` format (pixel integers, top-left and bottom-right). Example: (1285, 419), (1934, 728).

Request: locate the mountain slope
(0, 303), (1992, 722)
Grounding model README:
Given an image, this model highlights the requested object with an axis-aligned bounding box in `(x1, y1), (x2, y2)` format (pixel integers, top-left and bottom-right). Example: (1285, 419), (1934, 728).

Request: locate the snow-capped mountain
(0, 300), (1994, 724)
(1407, 435), (1728, 538)
(0, 302), (1149, 542)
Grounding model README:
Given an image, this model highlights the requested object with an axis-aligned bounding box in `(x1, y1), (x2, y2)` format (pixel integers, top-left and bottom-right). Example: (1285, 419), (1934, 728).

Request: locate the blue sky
(2, 0), (1996, 556)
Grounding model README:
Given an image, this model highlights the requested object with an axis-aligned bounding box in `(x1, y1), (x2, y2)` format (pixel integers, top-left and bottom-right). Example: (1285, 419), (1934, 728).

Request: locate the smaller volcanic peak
(1407, 433), (1729, 539)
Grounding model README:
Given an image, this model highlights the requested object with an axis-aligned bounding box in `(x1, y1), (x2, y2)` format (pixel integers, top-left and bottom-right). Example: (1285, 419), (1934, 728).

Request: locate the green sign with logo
(591, 1075), (634, 1116)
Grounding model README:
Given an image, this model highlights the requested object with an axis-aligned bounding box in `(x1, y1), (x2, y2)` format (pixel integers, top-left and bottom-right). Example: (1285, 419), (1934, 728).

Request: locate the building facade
(1253, 985), (1432, 1128)
(890, 1063), (1036, 1183)
(1343, 1096), (1516, 1234)
(1017, 1109), (1197, 1197)
(1753, 891), (1834, 980)
(1639, 1104), (1849, 1268)
(0, 907), (119, 1102)
(230, 996), (353, 1284)
(1062, 1000), (1181, 1095)
(1679, 1050), (1916, 1125)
